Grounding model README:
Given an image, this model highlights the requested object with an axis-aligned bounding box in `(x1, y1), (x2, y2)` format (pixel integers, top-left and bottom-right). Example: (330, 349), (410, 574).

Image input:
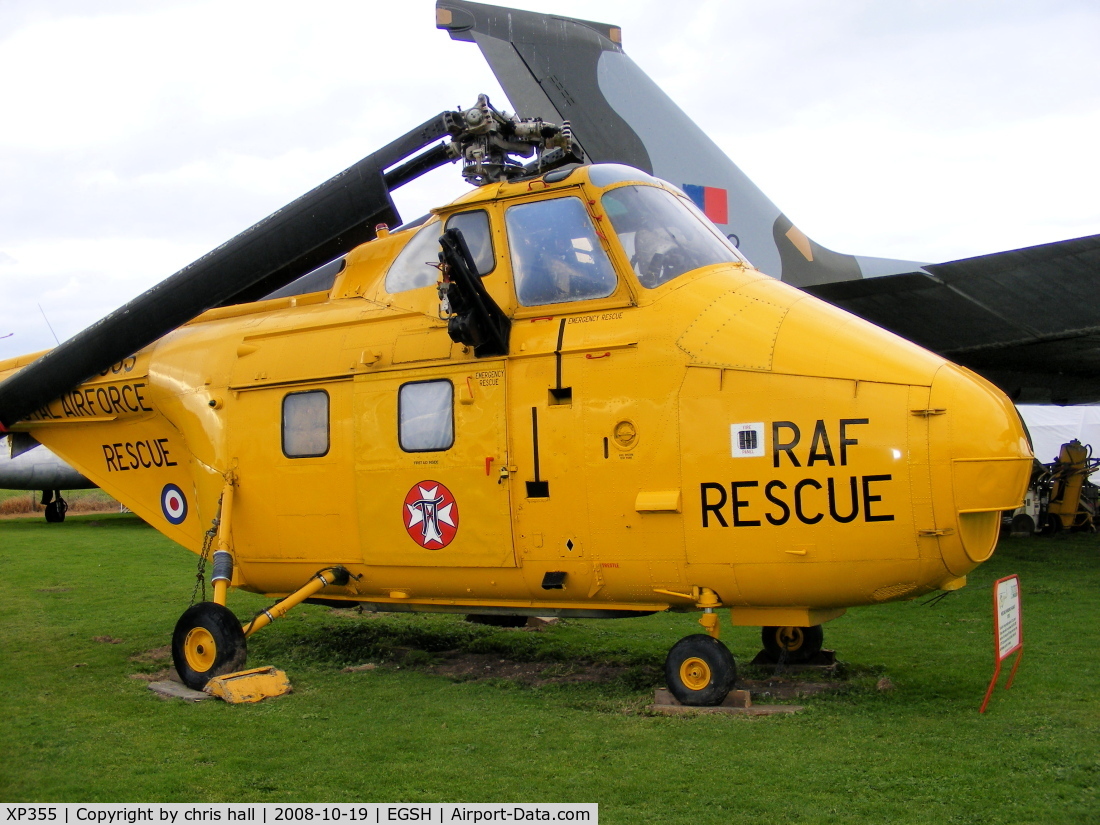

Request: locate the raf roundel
(403, 481), (460, 549)
(160, 483), (188, 525)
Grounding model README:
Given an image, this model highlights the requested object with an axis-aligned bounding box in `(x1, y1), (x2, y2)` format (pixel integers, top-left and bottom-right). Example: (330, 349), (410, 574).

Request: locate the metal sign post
(980, 574), (1023, 713)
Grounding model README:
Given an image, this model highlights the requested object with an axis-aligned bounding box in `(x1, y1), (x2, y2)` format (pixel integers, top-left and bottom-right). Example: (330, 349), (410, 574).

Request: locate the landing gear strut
(658, 587), (738, 706)
(170, 474), (354, 690)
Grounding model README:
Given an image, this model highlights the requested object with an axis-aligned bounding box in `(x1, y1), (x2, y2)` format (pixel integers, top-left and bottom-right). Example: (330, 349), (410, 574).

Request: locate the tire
(172, 602), (247, 690)
(664, 634), (736, 706)
(761, 625), (825, 663)
(44, 498), (67, 523)
(1040, 514), (1062, 536)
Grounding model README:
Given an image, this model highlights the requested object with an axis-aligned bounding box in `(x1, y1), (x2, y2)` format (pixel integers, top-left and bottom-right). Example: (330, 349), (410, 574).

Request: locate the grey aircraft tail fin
(436, 0), (921, 286)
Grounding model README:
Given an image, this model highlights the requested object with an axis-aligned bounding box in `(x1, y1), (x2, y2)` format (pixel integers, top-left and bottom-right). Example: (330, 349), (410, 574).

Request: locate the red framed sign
(980, 574), (1023, 713)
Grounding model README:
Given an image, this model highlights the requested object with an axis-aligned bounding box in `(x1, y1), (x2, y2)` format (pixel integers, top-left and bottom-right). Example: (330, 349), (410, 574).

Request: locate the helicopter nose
(925, 363), (1032, 580)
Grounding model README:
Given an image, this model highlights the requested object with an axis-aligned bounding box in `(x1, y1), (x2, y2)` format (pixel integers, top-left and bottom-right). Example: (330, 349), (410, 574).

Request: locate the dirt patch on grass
(372, 650), (636, 686)
(128, 646), (174, 682)
(129, 646), (172, 664)
(358, 649), (853, 698)
(129, 668), (173, 682)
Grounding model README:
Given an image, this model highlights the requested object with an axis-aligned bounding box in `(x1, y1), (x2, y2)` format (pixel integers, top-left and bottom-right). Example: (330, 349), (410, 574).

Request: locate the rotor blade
(0, 111), (461, 430)
(383, 142), (458, 191)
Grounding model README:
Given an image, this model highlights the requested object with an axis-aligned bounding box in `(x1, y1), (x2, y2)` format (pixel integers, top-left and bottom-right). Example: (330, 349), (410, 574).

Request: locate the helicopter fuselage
(3, 164), (1031, 628)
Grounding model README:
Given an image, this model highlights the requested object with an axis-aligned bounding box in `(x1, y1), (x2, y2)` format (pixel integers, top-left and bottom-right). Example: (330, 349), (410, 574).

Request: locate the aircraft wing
(438, 1), (1100, 405)
(805, 234), (1100, 405)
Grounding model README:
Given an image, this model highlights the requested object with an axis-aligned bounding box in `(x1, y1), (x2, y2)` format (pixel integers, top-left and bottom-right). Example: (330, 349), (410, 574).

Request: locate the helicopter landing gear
(42, 489), (67, 523)
(172, 602), (248, 690)
(664, 634), (737, 706)
(760, 624), (824, 664)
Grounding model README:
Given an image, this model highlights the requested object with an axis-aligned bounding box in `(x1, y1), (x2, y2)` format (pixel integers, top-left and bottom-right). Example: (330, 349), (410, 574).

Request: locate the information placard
(980, 574), (1023, 713)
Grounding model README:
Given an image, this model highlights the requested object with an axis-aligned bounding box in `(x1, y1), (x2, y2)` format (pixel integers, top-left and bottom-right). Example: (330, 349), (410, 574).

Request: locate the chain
(190, 492), (223, 606)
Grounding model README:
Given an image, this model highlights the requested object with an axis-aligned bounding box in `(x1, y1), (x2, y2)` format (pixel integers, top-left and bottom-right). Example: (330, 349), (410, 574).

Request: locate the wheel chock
(203, 666), (291, 703)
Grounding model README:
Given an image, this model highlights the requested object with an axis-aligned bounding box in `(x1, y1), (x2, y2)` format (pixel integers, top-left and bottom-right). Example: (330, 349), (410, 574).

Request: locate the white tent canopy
(1017, 406), (1100, 465)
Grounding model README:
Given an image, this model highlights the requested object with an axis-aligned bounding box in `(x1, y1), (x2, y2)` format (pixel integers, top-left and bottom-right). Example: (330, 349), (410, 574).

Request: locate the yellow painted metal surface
(1, 165), (1032, 629)
(204, 667), (291, 704)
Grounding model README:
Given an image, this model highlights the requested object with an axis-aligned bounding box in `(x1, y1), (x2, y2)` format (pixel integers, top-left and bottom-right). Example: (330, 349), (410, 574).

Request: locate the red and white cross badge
(403, 481), (460, 548)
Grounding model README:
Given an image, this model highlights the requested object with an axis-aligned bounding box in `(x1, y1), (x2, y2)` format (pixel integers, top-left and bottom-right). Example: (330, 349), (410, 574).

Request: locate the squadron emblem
(403, 481), (460, 548)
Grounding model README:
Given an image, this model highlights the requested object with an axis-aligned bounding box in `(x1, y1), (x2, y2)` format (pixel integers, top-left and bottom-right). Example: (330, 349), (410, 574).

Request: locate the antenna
(38, 303), (60, 345)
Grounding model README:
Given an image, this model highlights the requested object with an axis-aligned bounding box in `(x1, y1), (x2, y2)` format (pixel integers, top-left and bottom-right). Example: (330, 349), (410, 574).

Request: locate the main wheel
(44, 497), (67, 523)
(761, 625), (824, 663)
(172, 602), (247, 690)
(664, 634), (736, 706)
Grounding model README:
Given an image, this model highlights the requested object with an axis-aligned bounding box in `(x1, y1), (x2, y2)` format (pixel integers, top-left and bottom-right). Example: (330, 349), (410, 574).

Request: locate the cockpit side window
(444, 210), (495, 276)
(385, 221), (443, 293)
(505, 197), (618, 307)
(601, 185), (743, 288)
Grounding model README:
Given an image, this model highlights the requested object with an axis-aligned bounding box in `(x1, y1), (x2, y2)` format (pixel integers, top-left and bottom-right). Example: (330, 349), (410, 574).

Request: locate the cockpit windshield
(505, 196), (618, 307)
(601, 185), (744, 288)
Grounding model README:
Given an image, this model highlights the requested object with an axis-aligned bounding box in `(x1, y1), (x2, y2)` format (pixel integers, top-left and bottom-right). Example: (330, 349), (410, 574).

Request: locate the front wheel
(664, 634), (736, 706)
(172, 602), (247, 690)
(761, 625), (824, 663)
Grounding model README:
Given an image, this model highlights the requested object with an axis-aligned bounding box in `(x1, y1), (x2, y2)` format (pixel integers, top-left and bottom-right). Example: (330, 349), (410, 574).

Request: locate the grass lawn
(0, 512), (1096, 823)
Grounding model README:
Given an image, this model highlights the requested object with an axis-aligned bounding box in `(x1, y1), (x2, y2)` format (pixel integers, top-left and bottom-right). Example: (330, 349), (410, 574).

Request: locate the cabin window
(385, 220), (443, 293)
(399, 380), (454, 452)
(445, 210), (495, 275)
(282, 390), (329, 458)
(601, 185), (743, 288)
(505, 196), (617, 306)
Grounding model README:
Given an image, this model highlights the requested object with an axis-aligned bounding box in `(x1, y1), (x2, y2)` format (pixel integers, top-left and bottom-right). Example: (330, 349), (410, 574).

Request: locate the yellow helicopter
(0, 94), (1031, 706)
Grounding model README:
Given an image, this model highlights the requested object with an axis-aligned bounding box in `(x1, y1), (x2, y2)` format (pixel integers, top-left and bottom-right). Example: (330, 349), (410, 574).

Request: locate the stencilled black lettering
(863, 474), (894, 522)
(772, 421), (801, 467)
(700, 482), (728, 528)
(764, 480), (790, 525)
(731, 481), (761, 527)
(807, 420), (835, 466)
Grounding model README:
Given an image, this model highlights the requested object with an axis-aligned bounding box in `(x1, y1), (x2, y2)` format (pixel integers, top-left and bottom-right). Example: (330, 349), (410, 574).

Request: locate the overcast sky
(1, 0), (1098, 359)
